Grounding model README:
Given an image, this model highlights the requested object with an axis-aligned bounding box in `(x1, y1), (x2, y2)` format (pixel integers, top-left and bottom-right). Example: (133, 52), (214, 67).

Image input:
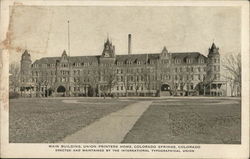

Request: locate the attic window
(186, 58), (192, 64)
(117, 61), (122, 66)
(175, 59), (181, 64)
(126, 61), (132, 65)
(199, 58), (204, 64)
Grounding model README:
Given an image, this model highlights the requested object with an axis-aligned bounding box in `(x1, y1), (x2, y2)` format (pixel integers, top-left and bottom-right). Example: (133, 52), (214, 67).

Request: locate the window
(187, 58), (192, 64)
(117, 86), (119, 90)
(191, 67), (194, 72)
(190, 83), (194, 90)
(180, 67), (183, 72)
(199, 58), (204, 64)
(175, 75), (178, 80)
(121, 86), (123, 90)
(175, 83), (178, 89)
(179, 75), (183, 80)
(175, 59), (180, 64)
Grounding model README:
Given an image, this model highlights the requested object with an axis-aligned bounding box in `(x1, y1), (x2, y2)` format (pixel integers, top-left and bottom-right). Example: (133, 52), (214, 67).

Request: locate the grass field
(122, 97), (241, 144)
(9, 97), (241, 144)
(9, 98), (135, 143)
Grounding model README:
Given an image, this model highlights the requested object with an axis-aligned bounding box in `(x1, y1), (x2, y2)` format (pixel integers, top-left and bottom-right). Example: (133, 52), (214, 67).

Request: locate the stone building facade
(19, 37), (225, 97)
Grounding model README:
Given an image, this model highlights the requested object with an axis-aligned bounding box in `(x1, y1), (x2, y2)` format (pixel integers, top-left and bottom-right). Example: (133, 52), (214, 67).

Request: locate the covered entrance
(161, 84), (170, 91)
(57, 85), (66, 96)
(160, 84), (171, 96)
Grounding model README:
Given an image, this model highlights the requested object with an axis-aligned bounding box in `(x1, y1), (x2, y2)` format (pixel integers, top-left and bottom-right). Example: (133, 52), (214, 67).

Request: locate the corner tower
(20, 50), (32, 83)
(207, 43), (220, 81)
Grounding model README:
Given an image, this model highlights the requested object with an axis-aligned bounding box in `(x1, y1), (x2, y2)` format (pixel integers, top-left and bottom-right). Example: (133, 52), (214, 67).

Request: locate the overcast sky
(9, 6), (241, 63)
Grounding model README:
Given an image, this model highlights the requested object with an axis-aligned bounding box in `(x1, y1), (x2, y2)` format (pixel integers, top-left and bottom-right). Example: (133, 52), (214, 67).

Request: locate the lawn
(9, 98), (135, 143)
(122, 97), (241, 144)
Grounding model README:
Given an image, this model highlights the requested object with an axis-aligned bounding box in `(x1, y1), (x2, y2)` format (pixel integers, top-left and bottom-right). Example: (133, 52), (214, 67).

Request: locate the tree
(105, 66), (117, 96)
(122, 66), (129, 97)
(78, 70), (89, 96)
(88, 68), (100, 97)
(134, 68), (141, 96)
(142, 65), (150, 96)
(195, 64), (217, 96)
(222, 53), (241, 96)
(9, 63), (20, 93)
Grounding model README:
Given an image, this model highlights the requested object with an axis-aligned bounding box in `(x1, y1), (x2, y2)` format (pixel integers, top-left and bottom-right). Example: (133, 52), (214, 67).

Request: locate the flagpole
(68, 20), (71, 96)
(68, 20), (70, 57)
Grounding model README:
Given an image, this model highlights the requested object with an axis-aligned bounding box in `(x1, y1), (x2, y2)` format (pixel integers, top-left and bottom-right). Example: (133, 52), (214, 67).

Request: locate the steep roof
(171, 52), (207, 59)
(32, 52), (207, 64)
(33, 57), (60, 64)
(33, 55), (100, 64)
(116, 53), (160, 62)
(69, 56), (100, 63)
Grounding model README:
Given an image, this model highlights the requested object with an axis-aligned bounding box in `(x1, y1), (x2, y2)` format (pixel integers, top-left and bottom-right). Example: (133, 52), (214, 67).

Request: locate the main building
(19, 35), (225, 97)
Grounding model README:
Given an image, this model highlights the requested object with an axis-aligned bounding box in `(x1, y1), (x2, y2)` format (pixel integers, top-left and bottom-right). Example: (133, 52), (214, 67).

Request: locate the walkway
(61, 101), (152, 143)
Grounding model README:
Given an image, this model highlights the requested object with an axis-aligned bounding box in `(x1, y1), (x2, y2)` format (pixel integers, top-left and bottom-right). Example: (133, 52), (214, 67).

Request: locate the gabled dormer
(102, 38), (115, 58)
(61, 50), (69, 63)
(160, 46), (169, 58)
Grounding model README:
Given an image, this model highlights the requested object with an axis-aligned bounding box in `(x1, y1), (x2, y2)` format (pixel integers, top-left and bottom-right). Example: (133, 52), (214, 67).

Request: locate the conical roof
(62, 50), (67, 56)
(211, 43), (217, 49)
(22, 50), (29, 56)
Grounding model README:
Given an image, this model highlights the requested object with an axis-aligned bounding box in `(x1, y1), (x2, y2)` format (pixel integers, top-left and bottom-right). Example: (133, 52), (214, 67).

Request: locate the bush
(9, 92), (19, 99)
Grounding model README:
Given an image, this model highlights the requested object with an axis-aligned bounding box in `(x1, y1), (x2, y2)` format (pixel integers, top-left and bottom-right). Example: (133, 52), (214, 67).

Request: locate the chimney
(128, 34), (131, 54)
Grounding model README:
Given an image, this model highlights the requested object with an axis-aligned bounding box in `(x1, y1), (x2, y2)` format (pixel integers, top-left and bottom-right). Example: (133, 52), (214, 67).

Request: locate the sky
(9, 6), (241, 63)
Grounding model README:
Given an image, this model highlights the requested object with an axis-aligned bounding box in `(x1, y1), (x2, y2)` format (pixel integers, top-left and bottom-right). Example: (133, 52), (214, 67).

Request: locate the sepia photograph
(1, 0), (249, 158)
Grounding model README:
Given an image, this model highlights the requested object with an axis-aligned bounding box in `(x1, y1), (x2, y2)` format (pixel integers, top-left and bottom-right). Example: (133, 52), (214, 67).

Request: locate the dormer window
(199, 58), (204, 64)
(175, 58), (181, 64)
(124, 59), (132, 65)
(75, 63), (80, 67)
(186, 58), (192, 64)
(117, 61), (123, 66)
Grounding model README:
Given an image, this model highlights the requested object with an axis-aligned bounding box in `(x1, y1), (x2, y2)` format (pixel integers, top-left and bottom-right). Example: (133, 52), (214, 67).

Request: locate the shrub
(9, 92), (19, 99)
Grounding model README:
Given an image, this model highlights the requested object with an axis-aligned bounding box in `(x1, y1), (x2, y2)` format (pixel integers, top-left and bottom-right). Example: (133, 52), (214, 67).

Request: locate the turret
(207, 42), (220, 81)
(102, 38), (115, 58)
(160, 46), (170, 59)
(20, 50), (32, 83)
